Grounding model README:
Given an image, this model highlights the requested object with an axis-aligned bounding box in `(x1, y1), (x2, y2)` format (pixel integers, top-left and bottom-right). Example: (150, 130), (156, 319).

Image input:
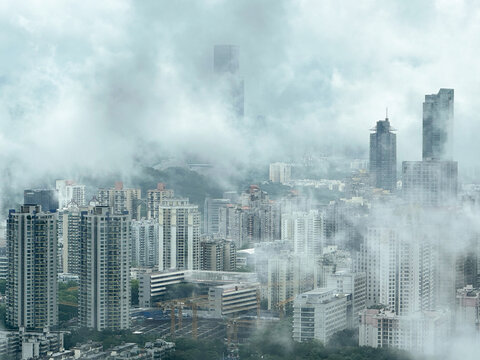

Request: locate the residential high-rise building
(56, 180), (86, 209)
(281, 210), (325, 255)
(423, 88), (454, 161)
(369, 116), (396, 191)
(97, 182), (142, 220)
(61, 204), (84, 275)
(23, 189), (59, 212)
(269, 162), (292, 184)
(131, 219), (159, 268)
(79, 206), (130, 330)
(213, 44), (244, 118)
(402, 160), (458, 206)
(158, 199), (200, 271)
(359, 308), (450, 355)
(204, 198), (230, 235)
(200, 237), (236, 271)
(6, 205), (58, 330)
(147, 183), (174, 220)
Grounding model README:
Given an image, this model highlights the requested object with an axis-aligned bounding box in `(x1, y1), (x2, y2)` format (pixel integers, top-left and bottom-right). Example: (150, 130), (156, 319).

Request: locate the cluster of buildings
(2, 85), (480, 359)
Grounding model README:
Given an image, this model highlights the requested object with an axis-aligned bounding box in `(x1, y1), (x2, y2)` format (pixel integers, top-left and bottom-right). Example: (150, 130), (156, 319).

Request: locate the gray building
(23, 189), (59, 212)
(402, 160), (458, 206)
(131, 219), (159, 268)
(203, 198), (230, 235)
(79, 206), (131, 330)
(200, 237), (236, 271)
(6, 205), (58, 330)
(213, 44), (244, 118)
(423, 88), (454, 161)
(369, 116), (396, 191)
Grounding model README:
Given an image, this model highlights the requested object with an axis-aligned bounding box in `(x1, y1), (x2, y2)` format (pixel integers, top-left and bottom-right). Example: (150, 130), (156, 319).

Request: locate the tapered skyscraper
(369, 116), (397, 191)
(423, 88), (454, 160)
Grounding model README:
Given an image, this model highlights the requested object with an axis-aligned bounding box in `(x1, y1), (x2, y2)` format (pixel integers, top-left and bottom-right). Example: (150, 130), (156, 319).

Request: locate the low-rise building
(293, 288), (348, 344)
(208, 283), (259, 318)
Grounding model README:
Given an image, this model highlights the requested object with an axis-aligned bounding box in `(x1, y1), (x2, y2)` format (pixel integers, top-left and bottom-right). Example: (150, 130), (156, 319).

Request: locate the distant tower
(79, 206), (130, 330)
(6, 205), (58, 330)
(423, 89), (454, 160)
(369, 114), (397, 191)
(214, 44), (244, 118)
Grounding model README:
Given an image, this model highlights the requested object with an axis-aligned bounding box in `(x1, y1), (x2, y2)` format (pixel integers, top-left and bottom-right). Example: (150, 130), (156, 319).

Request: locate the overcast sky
(1, 0), (480, 189)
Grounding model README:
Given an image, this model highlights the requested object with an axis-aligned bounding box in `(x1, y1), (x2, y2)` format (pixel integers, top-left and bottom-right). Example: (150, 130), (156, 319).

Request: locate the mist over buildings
(2, 1), (480, 199)
(1, 3), (480, 359)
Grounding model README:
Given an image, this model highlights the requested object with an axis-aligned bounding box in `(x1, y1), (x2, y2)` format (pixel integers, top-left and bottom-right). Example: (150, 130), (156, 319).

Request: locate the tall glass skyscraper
(423, 88), (454, 160)
(369, 116), (397, 191)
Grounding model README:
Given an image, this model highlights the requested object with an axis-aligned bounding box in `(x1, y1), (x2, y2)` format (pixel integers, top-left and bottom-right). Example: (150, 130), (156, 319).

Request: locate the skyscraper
(423, 88), (454, 161)
(23, 189), (59, 212)
(79, 206), (130, 330)
(402, 160), (458, 206)
(158, 199), (200, 271)
(6, 205), (58, 330)
(213, 44), (244, 118)
(369, 116), (396, 191)
(203, 198), (230, 235)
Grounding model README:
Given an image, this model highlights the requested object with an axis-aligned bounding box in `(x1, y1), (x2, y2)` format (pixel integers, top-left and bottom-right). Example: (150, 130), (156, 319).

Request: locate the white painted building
(293, 288), (348, 344)
(158, 199), (200, 271)
(269, 162), (292, 184)
(6, 205), (58, 330)
(79, 206), (131, 330)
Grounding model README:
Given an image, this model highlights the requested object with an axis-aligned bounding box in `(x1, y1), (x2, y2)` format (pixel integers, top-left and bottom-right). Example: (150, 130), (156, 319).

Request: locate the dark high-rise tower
(213, 45), (244, 118)
(369, 116), (397, 191)
(423, 88), (454, 160)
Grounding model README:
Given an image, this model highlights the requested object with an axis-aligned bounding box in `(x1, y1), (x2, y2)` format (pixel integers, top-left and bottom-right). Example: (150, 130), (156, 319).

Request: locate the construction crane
(277, 296), (296, 319)
(156, 295), (208, 339)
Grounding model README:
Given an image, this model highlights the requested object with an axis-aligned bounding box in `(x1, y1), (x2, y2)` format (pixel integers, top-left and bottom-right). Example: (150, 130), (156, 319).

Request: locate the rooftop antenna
(386, 107), (389, 120)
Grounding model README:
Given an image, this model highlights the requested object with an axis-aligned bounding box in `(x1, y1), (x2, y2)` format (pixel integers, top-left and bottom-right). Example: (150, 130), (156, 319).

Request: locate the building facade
(158, 199), (200, 271)
(6, 205), (58, 330)
(423, 88), (454, 161)
(131, 219), (159, 268)
(79, 206), (130, 330)
(293, 288), (348, 344)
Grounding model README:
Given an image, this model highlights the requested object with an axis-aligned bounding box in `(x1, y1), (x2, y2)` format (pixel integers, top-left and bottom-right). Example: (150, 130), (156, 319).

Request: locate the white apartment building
(293, 288), (348, 344)
(267, 253), (316, 310)
(56, 179), (86, 208)
(359, 308), (450, 355)
(281, 210), (325, 255)
(79, 206), (131, 330)
(357, 225), (437, 315)
(6, 205), (58, 330)
(158, 199), (200, 271)
(269, 162), (292, 184)
(147, 183), (174, 219)
(98, 182), (142, 220)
